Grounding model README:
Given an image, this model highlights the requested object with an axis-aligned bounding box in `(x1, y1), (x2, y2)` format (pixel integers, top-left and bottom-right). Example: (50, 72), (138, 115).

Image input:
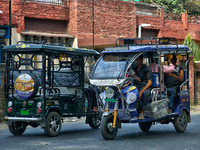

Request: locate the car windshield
(91, 53), (134, 79)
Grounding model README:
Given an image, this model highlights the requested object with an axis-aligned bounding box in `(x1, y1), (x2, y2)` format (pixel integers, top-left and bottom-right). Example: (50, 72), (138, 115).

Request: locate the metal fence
(21, 0), (69, 6)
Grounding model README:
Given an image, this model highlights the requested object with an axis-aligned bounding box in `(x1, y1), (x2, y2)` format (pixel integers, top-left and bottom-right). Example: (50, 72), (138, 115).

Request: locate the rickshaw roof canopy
(102, 45), (191, 54)
(3, 41), (99, 56)
(102, 37), (191, 55)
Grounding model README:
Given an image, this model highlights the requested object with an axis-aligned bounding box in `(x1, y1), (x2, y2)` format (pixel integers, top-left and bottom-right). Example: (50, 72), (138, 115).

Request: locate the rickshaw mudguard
(45, 106), (62, 116)
(102, 111), (112, 117)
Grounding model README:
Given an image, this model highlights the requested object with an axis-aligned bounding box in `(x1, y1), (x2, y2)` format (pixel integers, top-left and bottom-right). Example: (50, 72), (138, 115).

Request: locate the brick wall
(0, 0), (69, 33)
(0, 0), (9, 26)
(74, 0), (137, 39)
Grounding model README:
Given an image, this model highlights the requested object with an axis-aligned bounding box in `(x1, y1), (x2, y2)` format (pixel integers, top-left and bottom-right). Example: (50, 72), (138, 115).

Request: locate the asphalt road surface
(0, 112), (200, 150)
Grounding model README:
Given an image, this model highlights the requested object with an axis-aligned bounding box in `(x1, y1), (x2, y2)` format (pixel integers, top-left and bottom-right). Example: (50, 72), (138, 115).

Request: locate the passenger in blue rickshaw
(150, 56), (177, 114)
(164, 55), (184, 93)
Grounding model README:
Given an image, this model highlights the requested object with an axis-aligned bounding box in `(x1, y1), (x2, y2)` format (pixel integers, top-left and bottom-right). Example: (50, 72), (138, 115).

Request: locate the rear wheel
(174, 110), (187, 133)
(8, 122), (27, 135)
(44, 112), (61, 137)
(88, 114), (101, 129)
(101, 115), (118, 140)
(139, 121), (152, 132)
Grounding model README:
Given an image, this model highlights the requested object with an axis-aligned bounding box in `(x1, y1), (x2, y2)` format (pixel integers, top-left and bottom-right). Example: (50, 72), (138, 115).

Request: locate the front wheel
(101, 115), (118, 140)
(8, 122), (27, 135)
(88, 114), (101, 129)
(139, 121), (152, 132)
(44, 112), (62, 137)
(173, 110), (187, 133)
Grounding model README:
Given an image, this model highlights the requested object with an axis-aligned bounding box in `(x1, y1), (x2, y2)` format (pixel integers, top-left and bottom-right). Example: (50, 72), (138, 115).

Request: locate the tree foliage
(183, 34), (200, 61)
(140, 0), (200, 15)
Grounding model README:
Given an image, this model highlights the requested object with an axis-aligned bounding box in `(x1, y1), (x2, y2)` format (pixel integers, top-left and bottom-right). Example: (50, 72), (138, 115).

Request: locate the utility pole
(9, 0), (12, 45)
(92, 0), (94, 50)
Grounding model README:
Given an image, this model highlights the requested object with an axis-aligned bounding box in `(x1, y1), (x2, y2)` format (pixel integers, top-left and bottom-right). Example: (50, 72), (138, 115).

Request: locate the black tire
(44, 112), (62, 137)
(174, 110), (187, 133)
(101, 115), (118, 140)
(139, 122), (152, 132)
(88, 114), (101, 129)
(8, 122), (26, 135)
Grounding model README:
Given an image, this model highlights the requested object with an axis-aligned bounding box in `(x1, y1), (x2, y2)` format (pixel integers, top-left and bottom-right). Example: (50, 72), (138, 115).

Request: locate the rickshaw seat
(152, 73), (159, 87)
(51, 93), (75, 100)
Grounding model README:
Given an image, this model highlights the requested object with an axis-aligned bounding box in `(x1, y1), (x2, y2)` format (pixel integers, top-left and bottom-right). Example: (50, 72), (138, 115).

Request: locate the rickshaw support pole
(112, 110), (118, 128)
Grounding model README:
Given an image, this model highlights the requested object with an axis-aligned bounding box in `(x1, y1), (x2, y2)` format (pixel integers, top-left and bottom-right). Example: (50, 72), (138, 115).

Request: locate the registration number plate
(21, 110), (29, 115)
(105, 98), (117, 102)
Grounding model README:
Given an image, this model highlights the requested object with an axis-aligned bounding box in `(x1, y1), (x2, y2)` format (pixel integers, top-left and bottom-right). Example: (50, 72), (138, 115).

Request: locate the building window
(42, 36), (47, 42)
(33, 36), (39, 41)
(58, 37), (63, 43)
(50, 37), (56, 42)
(25, 35), (31, 41)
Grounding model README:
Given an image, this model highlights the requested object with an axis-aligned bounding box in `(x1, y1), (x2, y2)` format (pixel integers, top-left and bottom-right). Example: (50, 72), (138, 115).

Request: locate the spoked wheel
(88, 114), (101, 129)
(173, 110), (187, 133)
(101, 115), (118, 140)
(44, 112), (62, 137)
(8, 122), (27, 135)
(139, 121), (152, 132)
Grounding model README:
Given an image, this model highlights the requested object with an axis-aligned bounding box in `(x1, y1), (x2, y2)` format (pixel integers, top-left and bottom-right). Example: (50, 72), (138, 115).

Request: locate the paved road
(0, 112), (200, 150)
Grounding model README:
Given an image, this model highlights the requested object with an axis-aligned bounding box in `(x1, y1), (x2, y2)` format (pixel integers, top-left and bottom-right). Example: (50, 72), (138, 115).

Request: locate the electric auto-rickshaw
(90, 37), (191, 140)
(3, 41), (102, 137)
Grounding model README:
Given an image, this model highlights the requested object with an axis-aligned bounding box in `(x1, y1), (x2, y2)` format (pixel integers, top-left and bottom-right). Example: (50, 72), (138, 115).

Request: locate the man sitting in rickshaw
(133, 55), (152, 119)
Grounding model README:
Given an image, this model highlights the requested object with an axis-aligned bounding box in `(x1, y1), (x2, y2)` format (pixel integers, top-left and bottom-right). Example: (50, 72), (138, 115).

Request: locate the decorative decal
(126, 86), (136, 93)
(14, 73), (35, 99)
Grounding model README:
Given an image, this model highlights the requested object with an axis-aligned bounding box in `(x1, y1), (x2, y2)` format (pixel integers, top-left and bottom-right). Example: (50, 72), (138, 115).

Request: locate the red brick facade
(0, 0), (200, 121)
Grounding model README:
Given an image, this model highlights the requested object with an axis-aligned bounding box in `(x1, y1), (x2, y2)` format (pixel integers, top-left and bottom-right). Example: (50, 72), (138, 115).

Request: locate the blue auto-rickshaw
(90, 37), (191, 140)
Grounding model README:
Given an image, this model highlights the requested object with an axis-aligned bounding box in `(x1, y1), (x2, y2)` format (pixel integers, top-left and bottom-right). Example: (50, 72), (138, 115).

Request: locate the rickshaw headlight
(8, 101), (12, 107)
(105, 88), (115, 99)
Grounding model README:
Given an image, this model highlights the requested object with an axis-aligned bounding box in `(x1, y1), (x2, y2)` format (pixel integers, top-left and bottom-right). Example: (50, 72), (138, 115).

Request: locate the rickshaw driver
(133, 55), (152, 120)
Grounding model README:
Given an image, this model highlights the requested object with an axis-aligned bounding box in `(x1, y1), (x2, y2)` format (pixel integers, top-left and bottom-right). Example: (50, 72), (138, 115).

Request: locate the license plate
(21, 110), (29, 115)
(105, 98), (117, 102)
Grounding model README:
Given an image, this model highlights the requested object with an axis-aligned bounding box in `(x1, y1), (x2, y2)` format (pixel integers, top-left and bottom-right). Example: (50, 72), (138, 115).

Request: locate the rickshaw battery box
(144, 99), (168, 119)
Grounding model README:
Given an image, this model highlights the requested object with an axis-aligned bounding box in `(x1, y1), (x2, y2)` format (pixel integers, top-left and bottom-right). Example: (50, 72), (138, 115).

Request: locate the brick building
(1, 0), (200, 121)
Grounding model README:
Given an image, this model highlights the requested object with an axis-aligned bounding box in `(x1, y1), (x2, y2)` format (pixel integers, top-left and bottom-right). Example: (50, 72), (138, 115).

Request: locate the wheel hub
(107, 122), (114, 132)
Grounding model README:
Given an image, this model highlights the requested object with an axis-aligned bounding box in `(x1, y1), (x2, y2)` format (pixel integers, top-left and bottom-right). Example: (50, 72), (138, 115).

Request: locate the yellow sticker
(126, 86), (136, 93)
(16, 44), (30, 48)
(65, 48), (75, 51)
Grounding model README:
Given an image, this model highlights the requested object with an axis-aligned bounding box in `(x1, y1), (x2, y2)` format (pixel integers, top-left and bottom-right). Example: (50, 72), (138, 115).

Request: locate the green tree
(183, 34), (200, 61)
(140, 0), (200, 15)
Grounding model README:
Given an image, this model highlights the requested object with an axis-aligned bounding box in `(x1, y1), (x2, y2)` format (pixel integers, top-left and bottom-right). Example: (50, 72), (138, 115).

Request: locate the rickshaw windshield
(91, 53), (134, 79)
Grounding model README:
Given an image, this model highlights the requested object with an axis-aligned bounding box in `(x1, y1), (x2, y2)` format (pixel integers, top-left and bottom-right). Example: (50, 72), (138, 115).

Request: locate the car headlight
(37, 102), (42, 108)
(8, 101), (13, 107)
(105, 88), (115, 99)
